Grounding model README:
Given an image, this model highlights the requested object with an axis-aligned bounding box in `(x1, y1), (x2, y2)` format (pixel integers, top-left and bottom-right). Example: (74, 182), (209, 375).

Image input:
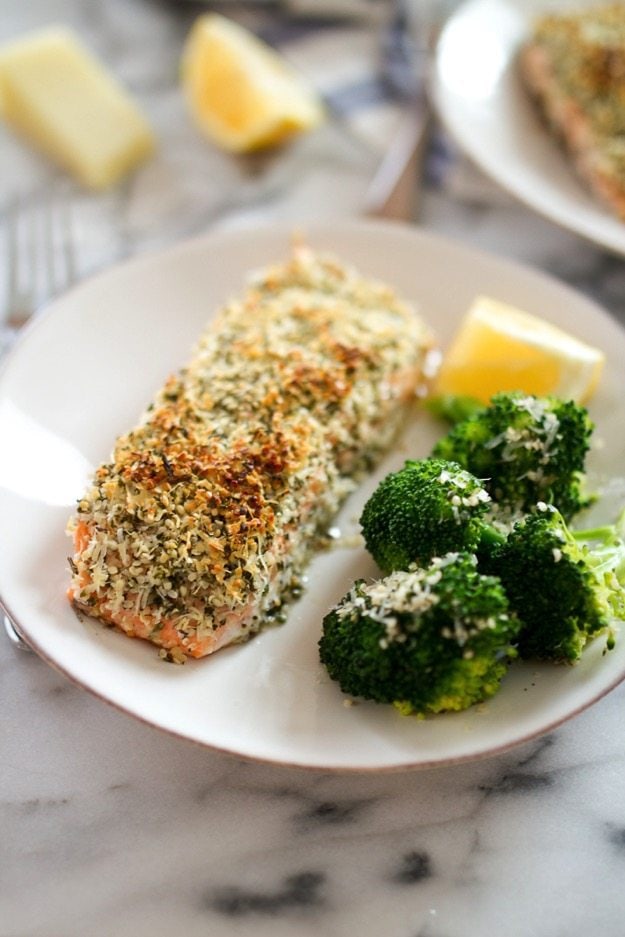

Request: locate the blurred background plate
(430, 0), (625, 257)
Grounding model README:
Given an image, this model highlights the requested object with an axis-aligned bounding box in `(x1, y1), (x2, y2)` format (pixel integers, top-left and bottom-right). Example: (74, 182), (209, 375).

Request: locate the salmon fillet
(520, 4), (625, 219)
(67, 245), (434, 660)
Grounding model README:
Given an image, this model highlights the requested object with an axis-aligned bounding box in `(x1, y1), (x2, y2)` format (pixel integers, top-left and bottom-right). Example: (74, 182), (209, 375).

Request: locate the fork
(1, 185), (77, 354)
(2, 185), (77, 651)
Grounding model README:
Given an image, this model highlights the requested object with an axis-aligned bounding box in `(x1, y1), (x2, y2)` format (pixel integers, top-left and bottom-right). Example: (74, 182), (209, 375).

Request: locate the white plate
(1, 220), (625, 771)
(431, 0), (625, 256)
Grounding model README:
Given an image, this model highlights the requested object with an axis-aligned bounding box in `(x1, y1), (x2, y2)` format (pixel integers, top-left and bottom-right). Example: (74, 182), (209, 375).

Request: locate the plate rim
(8, 615), (625, 773)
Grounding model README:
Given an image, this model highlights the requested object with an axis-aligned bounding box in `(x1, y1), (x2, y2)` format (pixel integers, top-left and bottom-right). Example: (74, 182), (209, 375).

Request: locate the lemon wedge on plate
(434, 295), (605, 404)
(181, 13), (323, 153)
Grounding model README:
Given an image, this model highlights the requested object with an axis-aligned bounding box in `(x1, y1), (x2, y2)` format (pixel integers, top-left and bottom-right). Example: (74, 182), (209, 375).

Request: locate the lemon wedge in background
(434, 295), (605, 404)
(181, 14), (323, 153)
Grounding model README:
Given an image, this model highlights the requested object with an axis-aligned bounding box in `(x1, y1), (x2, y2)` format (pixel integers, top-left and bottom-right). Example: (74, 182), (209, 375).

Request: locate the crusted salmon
(67, 245), (434, 660)
(520, 4), (625, 219)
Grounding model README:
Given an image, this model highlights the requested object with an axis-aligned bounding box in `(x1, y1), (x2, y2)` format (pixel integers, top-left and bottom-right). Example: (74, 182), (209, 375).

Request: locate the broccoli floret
(319, 553), (520, 715)
(489, 505), (625, 662)
(360, 458), (504, 574)
(431, 392), (594, 520)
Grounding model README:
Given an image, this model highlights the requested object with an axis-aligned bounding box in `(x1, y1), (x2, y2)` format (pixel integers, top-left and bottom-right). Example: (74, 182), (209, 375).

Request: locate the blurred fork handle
(363, 101), (431, 221)
(363, 0), (433, 222)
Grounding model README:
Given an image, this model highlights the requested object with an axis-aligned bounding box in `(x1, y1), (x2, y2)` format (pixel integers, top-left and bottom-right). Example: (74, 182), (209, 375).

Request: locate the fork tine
(5, 196), (34, 327)
(5, 199), (18, 327)
(60, 193), (76, 288)
(46, 188), (76, 299)
(43, 191), (57, 298)
(27, 196), (41, 312)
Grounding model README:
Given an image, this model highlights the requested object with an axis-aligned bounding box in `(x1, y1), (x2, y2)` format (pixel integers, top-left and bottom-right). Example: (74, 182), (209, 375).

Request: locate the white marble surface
(3, 2), (625, 935)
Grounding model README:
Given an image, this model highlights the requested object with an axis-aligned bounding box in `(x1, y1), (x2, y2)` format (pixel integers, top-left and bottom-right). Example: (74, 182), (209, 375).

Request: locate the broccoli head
(489, 505), (624, 662)
(319, 552), (520, 715)
(431, 392), (594, 520)
(360, 458), (503, 574)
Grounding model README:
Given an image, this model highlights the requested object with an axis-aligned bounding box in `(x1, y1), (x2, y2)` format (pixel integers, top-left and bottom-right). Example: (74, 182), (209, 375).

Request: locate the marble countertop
(3, 2), (625, 936)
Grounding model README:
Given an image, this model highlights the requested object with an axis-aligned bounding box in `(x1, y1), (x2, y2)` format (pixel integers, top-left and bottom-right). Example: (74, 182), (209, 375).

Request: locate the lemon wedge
(181, 14), (323, 153)
(434, 295), (605, 404)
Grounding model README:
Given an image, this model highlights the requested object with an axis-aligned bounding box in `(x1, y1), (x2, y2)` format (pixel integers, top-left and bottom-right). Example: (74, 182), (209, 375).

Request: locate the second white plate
(431, 0), (625, 256)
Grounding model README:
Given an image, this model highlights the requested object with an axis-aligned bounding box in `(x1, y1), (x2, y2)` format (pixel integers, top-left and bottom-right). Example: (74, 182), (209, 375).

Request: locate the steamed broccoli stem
(573, 525), (617, 541)
(319, 553), (520, 716)
(490, 507), (624, 662)
(573, 526), (625, 615)
(478, 523), (507, 553)
(360, 458), (504, 574)
(573, 510), (625, 584)
(431, 392), (594, 520)
(426, 394), (486, 425)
